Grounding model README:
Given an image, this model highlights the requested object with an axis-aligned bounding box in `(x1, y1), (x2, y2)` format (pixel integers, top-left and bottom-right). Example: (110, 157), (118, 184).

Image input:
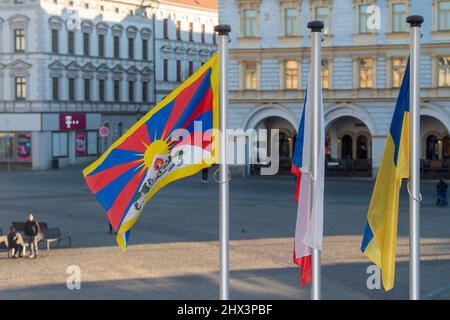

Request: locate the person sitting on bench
(7, 227), (24, 258)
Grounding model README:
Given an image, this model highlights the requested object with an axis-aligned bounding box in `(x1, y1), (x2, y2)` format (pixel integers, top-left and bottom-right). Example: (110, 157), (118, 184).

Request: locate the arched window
(341, 135), (353, 159)
(443, 135), (450, 159)
(356, 135), (368, 159)
(426, 135), (439, 160)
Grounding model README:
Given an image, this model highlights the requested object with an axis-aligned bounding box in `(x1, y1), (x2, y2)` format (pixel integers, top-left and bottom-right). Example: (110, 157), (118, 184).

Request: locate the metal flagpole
(307, 20), (324, 301)
(215, 24), (231, 300)
(407, 15), (423, 301)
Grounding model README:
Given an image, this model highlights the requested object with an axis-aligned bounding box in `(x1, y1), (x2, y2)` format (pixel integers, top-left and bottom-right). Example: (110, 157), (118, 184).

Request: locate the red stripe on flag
(181, 88), (213, 130)
(116, 124), (151, 153)
(107, 169), (147, 231)
(161, 71), (209, 139)
(85, 161), (140, 194)
(294, 174), (301, 204)
(293, 248), (312, 286)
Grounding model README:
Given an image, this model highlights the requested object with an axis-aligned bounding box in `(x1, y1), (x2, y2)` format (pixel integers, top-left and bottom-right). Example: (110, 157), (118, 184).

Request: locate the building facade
(219, 0), (450, 178)
(0, 0), (217, 170)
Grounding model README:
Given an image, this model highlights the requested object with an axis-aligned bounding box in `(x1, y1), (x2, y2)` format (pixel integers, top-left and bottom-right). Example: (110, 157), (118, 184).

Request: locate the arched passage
(250, 116), (297, 175)
(325, 116), (373, 177)
(421, 115), (450, 179)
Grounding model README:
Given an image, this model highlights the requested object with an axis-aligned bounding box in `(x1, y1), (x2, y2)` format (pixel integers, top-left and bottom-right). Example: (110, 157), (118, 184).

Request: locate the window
(189, 23), (194, 42)
(285, 61), (298, 89)
(99, 79), (105, 101)
(128, 81), (134, 102)
(52, 77), (59, 100)
(52, 132), (68, 158)
(14, 29), (25, 52)
(359, 58), (373, 88)
(113, 36), (120, 58)
(163, 59), (169, 81)
(68, 31), (75, 54)
(244, 61), (257, 90)
(75, 132), (87, 157)
(142, 39), (148, 60)
(315, 7), (330, 34)
(322, 60), (329, 89)
(51, 30), (59, 53)
(83, 33), (90, 56)
(284, 8), (298, 36)
(128, 38), (134, 59)
(438, 57), (450, 87)
(176, 21), (181, 40)
(15, 77), (26, 100)
(0, 133), (15, 162)
(16, 133), (31, 162)
(392, 57), (407, 88)
(87, 132), (98, 156)
(84, 79), (91, 101)
(69, 78), (76, 101)
(392, 3), (407, 32)
(201, 24), (206, 43)
(164, 19), (169, 39)
(439, 1), (450, 30)
(142, 81), (148, 101)
(84, 3), (89, 9)
(176, 60), (182, 82)
(189, 61), (194, 76)
(114, 80), (120, 101)
(98, 34), (105, 57)
(359, 5), (371, 33)
(243, 9), (257, 37)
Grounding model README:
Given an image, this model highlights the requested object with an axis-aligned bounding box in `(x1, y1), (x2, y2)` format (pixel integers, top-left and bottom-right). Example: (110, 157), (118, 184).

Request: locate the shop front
(0, 113), (101, 170)
(0, 132), (32, 169)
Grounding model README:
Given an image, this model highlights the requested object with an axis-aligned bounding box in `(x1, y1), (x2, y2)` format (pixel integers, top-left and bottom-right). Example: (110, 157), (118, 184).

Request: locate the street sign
(99, 126), (109, 138)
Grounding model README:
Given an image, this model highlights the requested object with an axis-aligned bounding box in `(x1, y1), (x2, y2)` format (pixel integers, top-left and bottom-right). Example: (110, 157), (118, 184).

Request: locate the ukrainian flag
(360, 58), (410, 291)
(83, 53), (219, 250)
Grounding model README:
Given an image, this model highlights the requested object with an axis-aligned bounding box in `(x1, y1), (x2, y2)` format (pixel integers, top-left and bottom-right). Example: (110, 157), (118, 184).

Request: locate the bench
(43, 228), (72, 250)
(11, 222), (71, 251)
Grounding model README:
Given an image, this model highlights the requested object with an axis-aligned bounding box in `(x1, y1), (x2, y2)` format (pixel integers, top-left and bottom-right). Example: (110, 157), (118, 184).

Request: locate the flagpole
(215, 24), (231, 300)
(308, 20), (324, 301)
(407, 15), (423, 301)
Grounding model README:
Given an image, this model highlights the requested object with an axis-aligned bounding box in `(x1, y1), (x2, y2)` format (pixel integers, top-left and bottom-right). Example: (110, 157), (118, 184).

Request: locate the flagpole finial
(406, 15), (424, 27)
(214, 24), (231, 36)
(307, 21), (324, 32)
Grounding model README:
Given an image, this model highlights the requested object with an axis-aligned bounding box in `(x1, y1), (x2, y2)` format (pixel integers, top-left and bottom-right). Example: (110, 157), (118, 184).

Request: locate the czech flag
(361, 58), (410, 291)
(291, 71), (325, 285)
(83, 53), (219, 250)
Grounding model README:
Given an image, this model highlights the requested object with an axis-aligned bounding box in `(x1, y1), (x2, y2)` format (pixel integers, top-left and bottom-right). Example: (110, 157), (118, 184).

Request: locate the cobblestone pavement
(0, 165), (449, 299)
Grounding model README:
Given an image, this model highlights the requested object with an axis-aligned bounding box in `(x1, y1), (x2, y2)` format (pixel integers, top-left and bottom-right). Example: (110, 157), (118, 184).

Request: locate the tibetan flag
(83, 53), (219, 250)
(291, 71), (325, 286)
(360, 58), (410, 291)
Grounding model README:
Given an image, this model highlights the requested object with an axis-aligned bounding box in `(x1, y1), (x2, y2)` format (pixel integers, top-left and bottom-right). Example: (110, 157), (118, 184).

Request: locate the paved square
(0, 166), (449, 299)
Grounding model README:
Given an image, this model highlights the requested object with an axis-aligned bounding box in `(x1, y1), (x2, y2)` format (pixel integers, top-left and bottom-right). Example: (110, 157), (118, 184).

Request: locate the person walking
(437, 179), (448, 207)
(24, 213), (40, 258)
(201, 168), (209, 183)
(7, 227), (24, 258)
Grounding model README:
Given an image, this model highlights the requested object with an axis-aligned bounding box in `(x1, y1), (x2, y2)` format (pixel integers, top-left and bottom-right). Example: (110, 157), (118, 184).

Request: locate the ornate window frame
(309, 0), (333, 36)
(8, 14), (30, 53)
(236, 0), (261, 42)
(279, 0), (302, 38)
(432, 0), (450, 40)
(353, 0), (377, 43)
